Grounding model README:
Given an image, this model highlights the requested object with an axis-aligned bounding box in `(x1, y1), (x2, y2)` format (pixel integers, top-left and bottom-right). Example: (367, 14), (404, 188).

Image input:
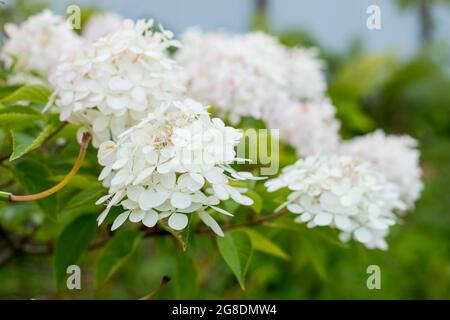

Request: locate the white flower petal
(129, 209), (145, 223)
(170, 192), (192, 209)
(168, 213), (188, 231)
(354, 227), (372, 243)
(142, 210), (158, 227)
(199, 211), (224, 237)
(139, 189), (170, 210)
(313, 212), (333, 226)
(111, 211), (130, 231)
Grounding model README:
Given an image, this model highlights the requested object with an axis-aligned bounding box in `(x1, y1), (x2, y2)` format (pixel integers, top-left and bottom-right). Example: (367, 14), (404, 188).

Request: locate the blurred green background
(0, 0), (449, 299)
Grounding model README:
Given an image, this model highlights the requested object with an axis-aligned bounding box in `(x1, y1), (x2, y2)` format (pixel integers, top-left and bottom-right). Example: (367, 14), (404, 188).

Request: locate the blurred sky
(42, 0), (450, 55)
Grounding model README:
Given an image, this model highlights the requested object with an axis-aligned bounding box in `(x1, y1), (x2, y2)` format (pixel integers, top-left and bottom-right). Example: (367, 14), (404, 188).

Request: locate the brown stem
(138, 276), (171, 300)
(196, 209), (287, 235)
(0, 209), (287, 262)
(4, 132), (91, 202)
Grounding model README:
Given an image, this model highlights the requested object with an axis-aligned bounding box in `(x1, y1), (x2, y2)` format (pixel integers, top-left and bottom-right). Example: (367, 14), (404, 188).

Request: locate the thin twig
(196, 209), (287, 235)
(0, 210), (288, 262)
(138, 276), (171, 300)
(6, 132), (91, 202)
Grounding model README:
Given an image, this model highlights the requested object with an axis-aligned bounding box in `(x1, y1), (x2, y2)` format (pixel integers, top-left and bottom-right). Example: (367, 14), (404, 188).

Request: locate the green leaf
(1, 84), (51, 104)
(0, 105), (41, 115)
(0, 85), (21, 100)
(9, 122), (59, 161)
(0, 113), (42, 129)
(309, 228), (349, 249)
(216, 231), (253, 290)
(54, 214), (97, 288)
(241, 228), (290, 260)
(303, 237), (327, 280)
(175, 251), (198, 299)
(12, 158), (58, 219)
(63, 186), (106, 216)
(96, 229), (142, 286)
(246, 190), (263, 214)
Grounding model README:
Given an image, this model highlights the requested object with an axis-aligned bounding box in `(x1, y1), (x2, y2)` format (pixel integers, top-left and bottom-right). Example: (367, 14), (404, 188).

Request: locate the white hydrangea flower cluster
(340, 130), (423, 210)
(96, 99), (257, 236)
(0, 10), (82, 84)
(176, 29), (289, 124)
(265, 156), (406, 250)
(176, 29), (339, 157)
(83, 12), (124, 42)
(267, 99), (341, 157)
(51, 19), (185, 146)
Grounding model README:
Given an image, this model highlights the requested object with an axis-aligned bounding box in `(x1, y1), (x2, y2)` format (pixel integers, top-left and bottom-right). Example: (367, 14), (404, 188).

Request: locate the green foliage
(12, 158), (59, 219)
(241, 228), (290, 260)
(175, 251), (198, 299)
(10, 120), (60, 161)
(0, 0), (48, 31)
(63, 186), (105, 217)
(217, 231), (253, 290)
(0, 112), (43, 129)
(328, 54), (396, 136)
(1, 85), (51, 105)
(0, 3), (449, 301)
(53, 214), (97, 288)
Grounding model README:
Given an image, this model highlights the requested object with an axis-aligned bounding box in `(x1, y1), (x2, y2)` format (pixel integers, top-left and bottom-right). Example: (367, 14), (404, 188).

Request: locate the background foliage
(0, 0), (449, 299)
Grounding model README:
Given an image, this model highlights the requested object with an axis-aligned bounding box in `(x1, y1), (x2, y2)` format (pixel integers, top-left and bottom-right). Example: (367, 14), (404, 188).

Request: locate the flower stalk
(139, 276), (171, 300)
(1, 132), (91, 202)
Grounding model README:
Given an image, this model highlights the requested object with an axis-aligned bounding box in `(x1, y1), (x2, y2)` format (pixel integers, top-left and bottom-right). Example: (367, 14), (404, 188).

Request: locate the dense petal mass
(267, 98), (341, 157)
(286, 47), (327, 102)
(83, 12), (124, 41)
(265, 155), (405, 250)
(340, 130), (423, 210)
(51, 18), (185, 146)
(0, 10), (82, 84)
(96, 99), (255, 235)
(176, 28), (289, 124)
(176, 29), (339, 156)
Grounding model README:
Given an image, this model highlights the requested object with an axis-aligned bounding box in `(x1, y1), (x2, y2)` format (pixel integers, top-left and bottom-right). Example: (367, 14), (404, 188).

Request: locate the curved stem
(139, 276), (171, 300)
(196, 209), (288, 235)
(6, 132), (91, 202)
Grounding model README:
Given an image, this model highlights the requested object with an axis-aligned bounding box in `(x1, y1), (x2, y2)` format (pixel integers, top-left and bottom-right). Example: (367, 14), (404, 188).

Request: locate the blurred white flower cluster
(3, 10), (423, 245)
(82, 12), (124, 42)
(176, 28), (339, 157)
(96, 99), (256, 235)
(0, 10), (82, 85)
(266, 156), (406, 250)
(286, 48), (327, 102)
(266, 98), (341, 157)
(340, 130), (423, 210)
(51, 19), (185, 146)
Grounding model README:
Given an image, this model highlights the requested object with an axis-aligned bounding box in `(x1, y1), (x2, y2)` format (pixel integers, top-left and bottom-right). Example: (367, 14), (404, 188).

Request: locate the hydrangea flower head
(0, 10), (82, 84)
(96, 99), (257, 236)
(83, 12), (124, 41)
(287, 47), (327, 102)
(267, 98), (341, 156)
(51, 19), (185, 146)
(265, 156), (405, 250)
(176, 28), (288, 124)
(340, 130), (423, 210)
